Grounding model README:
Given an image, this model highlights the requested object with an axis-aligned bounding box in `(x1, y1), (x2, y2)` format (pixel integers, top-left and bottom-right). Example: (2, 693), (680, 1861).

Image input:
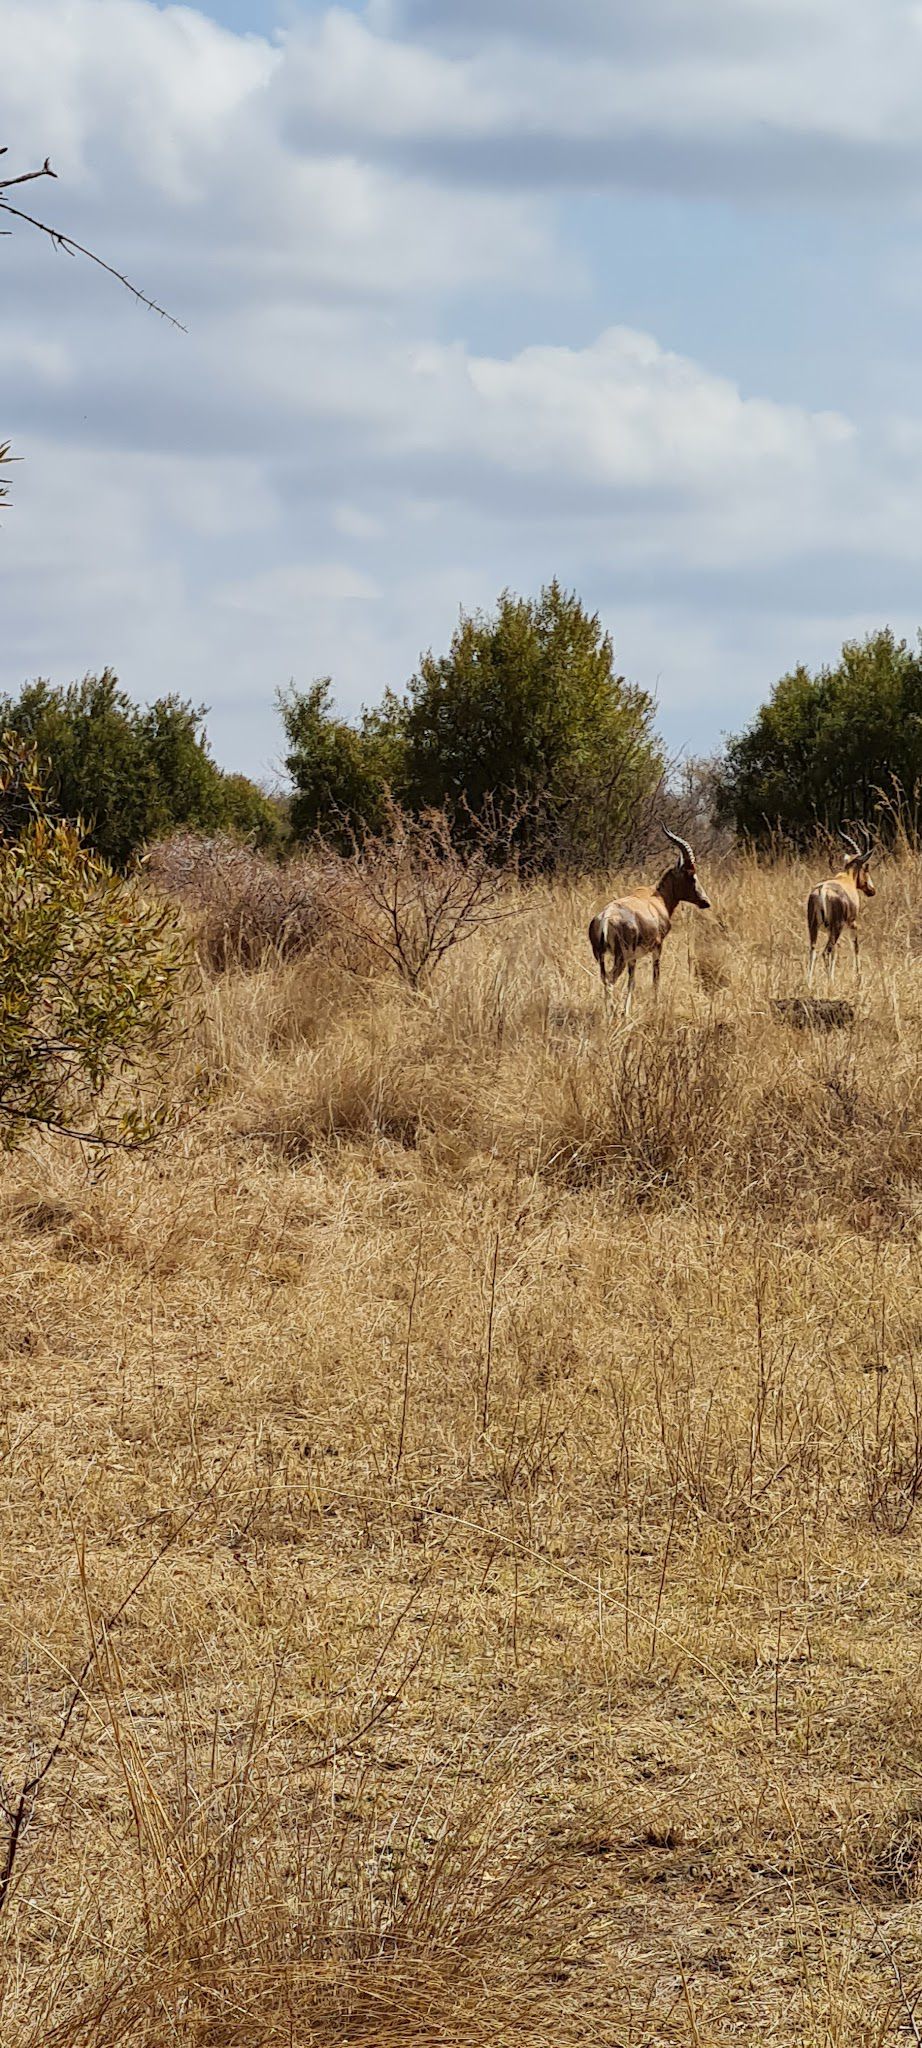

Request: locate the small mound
(772, 996), (856, 1032)
(1, 1191), (78, 1235)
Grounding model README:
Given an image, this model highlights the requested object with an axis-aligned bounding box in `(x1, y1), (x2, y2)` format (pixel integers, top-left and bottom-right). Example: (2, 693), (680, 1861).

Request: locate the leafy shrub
(0, 736), (187, 1148)
(280, 678), (402, 846)
(716, 627), (922, 846)
(282, 583), (664, 867)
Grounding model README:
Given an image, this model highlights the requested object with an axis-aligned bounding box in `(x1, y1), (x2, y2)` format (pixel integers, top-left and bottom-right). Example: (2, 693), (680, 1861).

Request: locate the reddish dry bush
(143, 832), (336, 972)
(334, 800), (523, 988)
(145, 806), (521, 986)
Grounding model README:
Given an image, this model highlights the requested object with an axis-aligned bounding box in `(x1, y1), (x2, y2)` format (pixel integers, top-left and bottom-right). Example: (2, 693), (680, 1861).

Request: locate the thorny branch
(0, 147), (185, 331)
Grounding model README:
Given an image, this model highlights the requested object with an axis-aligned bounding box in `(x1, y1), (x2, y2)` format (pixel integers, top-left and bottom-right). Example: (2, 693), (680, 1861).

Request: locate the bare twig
(0, 149), (185, 331)
(0, 1101), (161, 1149)
(335, 796), (526, 988)
(481, 1231), (501, 1433)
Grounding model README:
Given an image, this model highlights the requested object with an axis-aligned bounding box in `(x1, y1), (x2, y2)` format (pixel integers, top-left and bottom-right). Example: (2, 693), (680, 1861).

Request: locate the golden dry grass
(5, 854), (922, 2043)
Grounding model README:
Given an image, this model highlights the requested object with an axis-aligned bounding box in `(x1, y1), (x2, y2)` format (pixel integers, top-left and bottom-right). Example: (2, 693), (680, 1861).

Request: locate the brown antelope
(807, 825), (875, 986)
(589, 826), (711, 1014)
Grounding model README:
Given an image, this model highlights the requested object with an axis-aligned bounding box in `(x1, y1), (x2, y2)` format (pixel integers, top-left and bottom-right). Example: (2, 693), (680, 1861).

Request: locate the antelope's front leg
(652, 949), (662, 997)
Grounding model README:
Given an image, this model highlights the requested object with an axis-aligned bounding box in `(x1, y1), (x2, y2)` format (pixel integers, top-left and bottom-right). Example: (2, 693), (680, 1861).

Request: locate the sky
(4, 0), (922, 782)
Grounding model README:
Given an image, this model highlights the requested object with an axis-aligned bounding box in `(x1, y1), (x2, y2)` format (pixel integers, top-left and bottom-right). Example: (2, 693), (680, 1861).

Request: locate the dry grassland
(4, 854), (922, 2044)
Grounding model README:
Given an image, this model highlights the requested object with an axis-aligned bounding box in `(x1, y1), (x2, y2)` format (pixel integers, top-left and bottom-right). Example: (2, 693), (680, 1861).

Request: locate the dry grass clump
(28, 1702), (556, 2048)
(240, 993), (477, 1156)
(8, 851), (922, 2042)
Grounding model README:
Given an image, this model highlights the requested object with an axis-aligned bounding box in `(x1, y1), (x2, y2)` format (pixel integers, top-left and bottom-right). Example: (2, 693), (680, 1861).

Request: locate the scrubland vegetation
(3, 835), (922, 2045)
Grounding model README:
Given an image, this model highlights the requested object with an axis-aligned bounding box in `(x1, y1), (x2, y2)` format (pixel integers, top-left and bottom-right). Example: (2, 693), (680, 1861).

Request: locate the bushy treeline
(0, 672), (282, 867)
(4, 584), (664, 871)
(715, 628), (922, 847)
(12, 601), (922, 874)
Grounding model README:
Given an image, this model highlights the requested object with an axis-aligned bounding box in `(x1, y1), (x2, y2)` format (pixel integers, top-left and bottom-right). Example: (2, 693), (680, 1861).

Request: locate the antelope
(807, 825), (875, 986)
(589, 826), (711, 1015)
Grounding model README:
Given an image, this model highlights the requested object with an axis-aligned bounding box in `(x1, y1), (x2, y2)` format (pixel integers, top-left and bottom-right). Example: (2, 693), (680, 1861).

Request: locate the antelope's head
(663, 826), (711, 909)
(840, 825), (875, 897)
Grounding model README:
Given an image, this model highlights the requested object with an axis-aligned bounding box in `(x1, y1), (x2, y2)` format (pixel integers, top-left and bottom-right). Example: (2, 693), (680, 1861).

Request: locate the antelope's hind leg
(807, 895), (821, 987)
(605, 939), (629, 1017)
(600, 940), (625, 1017)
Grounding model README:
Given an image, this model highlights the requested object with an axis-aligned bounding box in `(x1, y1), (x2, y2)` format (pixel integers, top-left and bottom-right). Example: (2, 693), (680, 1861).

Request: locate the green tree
(0, 673), (157, 865)
(0, 736), (187, 1149)
(219, 773), (286, 852)
(138, 696), (227, 841)
(398, 582), (663, 866)
(0, 673), (277, 864)
(716, 629), (922, 846)
(280, 679), (404, 846)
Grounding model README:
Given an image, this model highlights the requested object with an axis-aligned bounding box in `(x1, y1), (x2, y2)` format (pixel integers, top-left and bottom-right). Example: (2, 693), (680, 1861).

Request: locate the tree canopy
(399, 583), (662, 862)
(279, 679), (402, 848)
(0, 672), (280, 866)
(282, 584), (663, 865)
(716, 629), (922, 846)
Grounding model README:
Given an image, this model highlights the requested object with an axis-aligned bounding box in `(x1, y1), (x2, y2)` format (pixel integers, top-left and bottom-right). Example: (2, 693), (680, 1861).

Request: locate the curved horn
(663, 823), (695, 867)
(838, 825), (862, 858)
(860, 821), (873, 857)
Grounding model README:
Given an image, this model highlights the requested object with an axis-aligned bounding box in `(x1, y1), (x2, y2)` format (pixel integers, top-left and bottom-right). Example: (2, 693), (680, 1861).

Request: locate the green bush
(282, 583), (663, 866)
(0, 736), (188, 1148)
(399, 582), (663, 865)
(280, 679), (403, 848)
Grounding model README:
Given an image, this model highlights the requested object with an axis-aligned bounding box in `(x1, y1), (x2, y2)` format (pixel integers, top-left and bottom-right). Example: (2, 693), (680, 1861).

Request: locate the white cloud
(219, 561), (381, 611)
(2, 0), (277, 190)
(376, 0), (922, 163)
(3, 0), (922, 774)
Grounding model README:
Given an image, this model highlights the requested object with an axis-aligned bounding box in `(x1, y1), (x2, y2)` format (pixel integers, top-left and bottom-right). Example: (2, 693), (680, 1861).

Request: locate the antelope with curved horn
(807, 824), (875, 986)
(589, 826), (711, 1015)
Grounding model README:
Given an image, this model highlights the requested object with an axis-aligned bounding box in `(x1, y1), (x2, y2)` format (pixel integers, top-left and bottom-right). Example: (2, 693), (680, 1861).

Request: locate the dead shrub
(333, 799), (524, 988)
(144, 832), (337, 972)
